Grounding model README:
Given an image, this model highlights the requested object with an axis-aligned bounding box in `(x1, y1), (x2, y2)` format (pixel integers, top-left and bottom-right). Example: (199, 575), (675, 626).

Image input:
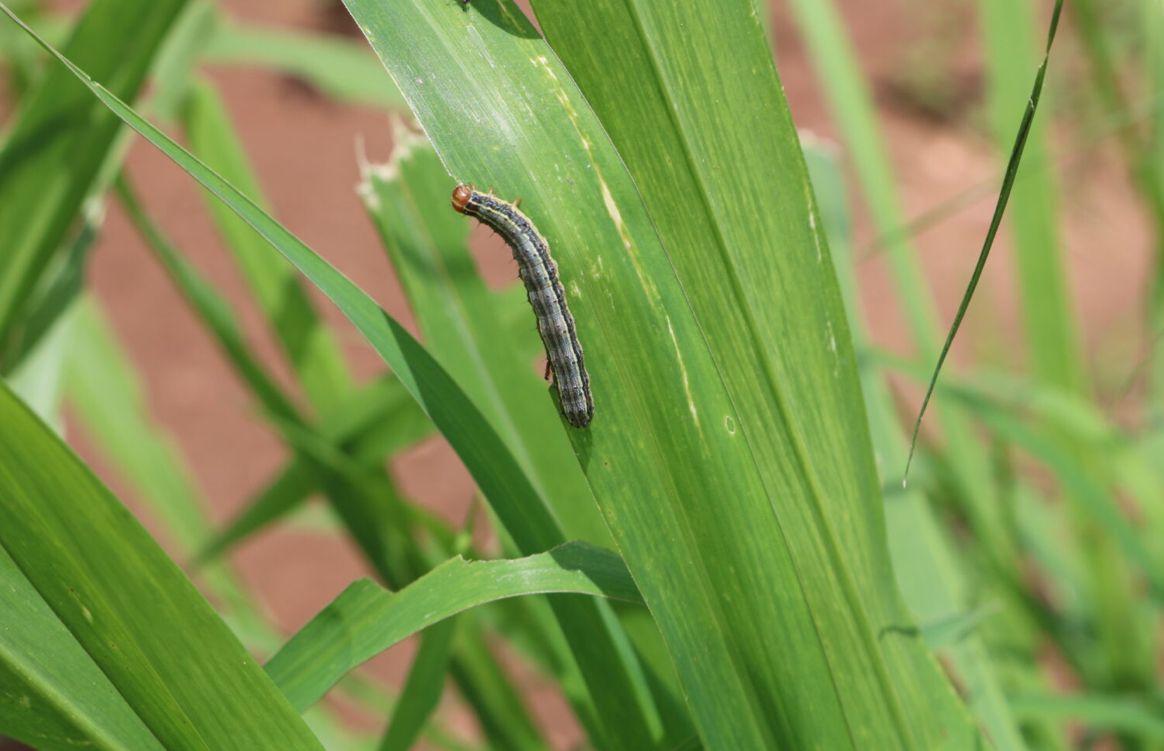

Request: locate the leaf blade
(0, 0), (187, 342)
(0, 380), (324, 750)
(266, 541), (642, 712)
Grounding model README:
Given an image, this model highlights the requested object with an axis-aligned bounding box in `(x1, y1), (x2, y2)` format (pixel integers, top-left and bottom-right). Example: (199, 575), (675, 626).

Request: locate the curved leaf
(266, 541), (642, 712)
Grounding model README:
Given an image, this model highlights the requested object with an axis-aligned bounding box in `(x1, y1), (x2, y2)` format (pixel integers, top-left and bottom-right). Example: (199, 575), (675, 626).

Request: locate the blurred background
(2, 0), (1160, 748)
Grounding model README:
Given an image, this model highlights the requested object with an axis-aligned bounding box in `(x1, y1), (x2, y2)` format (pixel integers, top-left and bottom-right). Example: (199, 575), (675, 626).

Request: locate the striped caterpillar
(451, 184), (594, 428)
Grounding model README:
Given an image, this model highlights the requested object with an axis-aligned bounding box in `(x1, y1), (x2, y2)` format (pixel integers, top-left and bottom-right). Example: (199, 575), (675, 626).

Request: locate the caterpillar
(451, 184), (594, 428)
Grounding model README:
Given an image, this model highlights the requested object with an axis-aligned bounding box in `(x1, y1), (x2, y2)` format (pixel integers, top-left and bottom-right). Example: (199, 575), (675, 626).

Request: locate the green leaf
(3, 3), (968, 747)
(194, 376), (432, 565)
(265, 541), (642, 712)
(0, 544), (164, 751)
(0, 0), (187, 344)
(977, 0), (1083, 395)
(6, 7), (668, 746)
(183, 79), (355, 414)
(361, 130), (674, 749)
(0, 380), (323, 750)
(522, 0), (975, 746)
(201, 18), (406, 109)
(785, 0), (1004, 562)
(63, 297), (282, 653)
(806, 140), (1027, 750)
(378, 615), (457, 751)
(102, 105), (548, 747)
(1009, 693), (1164, 739)
(906, 0), (1065, 472)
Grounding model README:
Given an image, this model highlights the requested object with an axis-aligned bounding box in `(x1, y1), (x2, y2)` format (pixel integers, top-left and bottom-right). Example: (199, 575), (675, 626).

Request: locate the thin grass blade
(906, 0), (1065, 475)
(377, 613), (457, 751)
(0, 0), (187, 345)
(183, 79), (355, 414)
(978, 0), (1084, 395)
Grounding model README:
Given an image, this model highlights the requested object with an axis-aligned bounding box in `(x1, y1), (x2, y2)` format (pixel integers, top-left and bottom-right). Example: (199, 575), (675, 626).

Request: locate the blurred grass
(0, 0), (187, 351)
(787, 0), (1164, 745)
(202, 18), (405, 109)
(1071, 0), (1164, 396)
(784, 0), (1008, 568)
(0, 0), (44, 106)
(183, 78), (356, 415)
(978, 0), (1153, 697)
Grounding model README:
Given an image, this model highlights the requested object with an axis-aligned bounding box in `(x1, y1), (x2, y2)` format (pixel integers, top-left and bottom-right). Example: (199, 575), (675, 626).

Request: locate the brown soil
(22, 0), (1153, 747)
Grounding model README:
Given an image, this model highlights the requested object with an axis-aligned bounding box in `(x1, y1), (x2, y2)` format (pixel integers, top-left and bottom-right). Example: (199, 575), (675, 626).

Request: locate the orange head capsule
(451, 184), (473, 213)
